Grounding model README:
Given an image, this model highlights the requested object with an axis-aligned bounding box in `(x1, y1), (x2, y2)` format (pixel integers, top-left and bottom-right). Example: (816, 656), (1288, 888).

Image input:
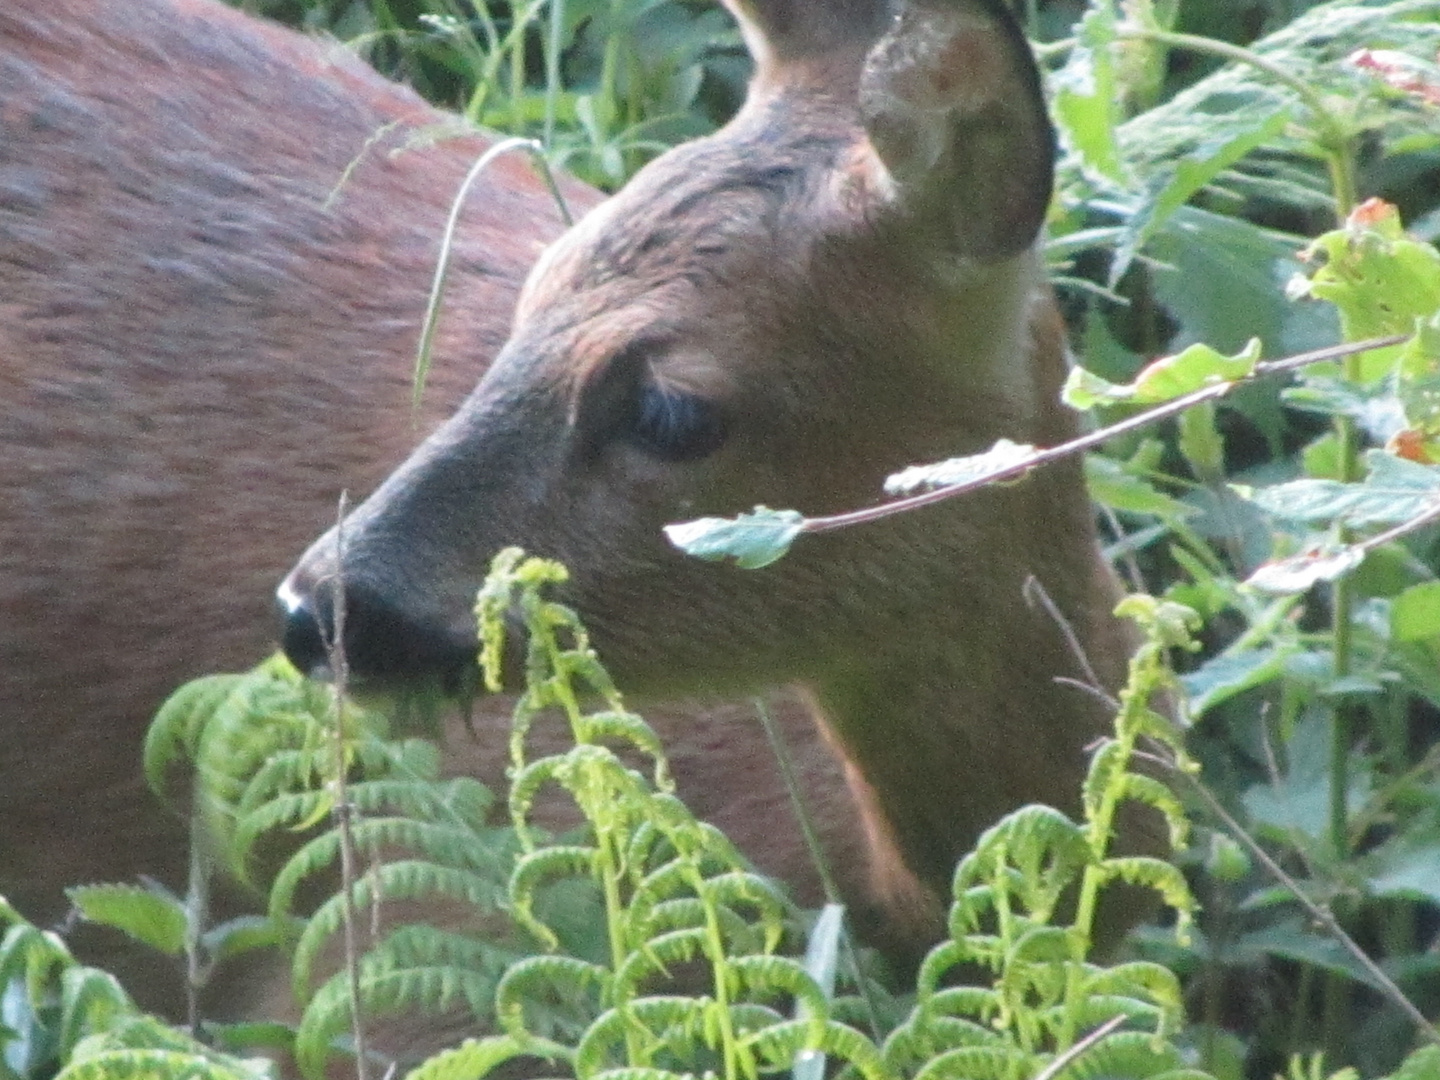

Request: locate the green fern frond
(402, 1033), (567, 1080)
(143, 672), (245, 805)
(292, 860), (513, 997)
(953, 806), (1092, 929)
(52, 1048), (264, 1080)
(509, 845), (602, 948)
(880, 1012), (1004, 1076)
(56, 967), (134, 1056)
(493, 955), (611, 1037)
(297, 959), (512, 1078)
(55, 1016), (271, 1080)
(1095, 858), (1196, 942)
(911, 1044), (1025, 1080)
(573, 709), (670, 771)
(1118, 775), (1191, 850)
(1047, 993), (1165, 1035)
(1043, 1028), (1187, 1080)
(741, 1016), (892, 1080)
(1081, 962), (1184, 1027)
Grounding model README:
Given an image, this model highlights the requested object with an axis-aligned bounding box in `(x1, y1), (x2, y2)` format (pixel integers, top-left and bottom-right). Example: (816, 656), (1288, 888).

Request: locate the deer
(280, 0), (1160, 983)
(0, 0), (883, 1021)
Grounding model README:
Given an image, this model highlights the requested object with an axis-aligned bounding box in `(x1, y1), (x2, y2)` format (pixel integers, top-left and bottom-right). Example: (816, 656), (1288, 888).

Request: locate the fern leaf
(955, 805), (1091, 901)
(912, 1045), (1029, 1080)
(52, 1048), (263, 1080)
(574, 709), (666, 767)
(292, 861), (512, 997)
(1082, 961), (1184, 1027)
(574, 997), (708, 1076)
(1098, 857), (1197, 937)
(297, 961), (510, 1080)
(727, 956), (828, 1036)
(742, 1018), (891, 1080)
(613, 927), (711, 998)
(404, 1034), (568, 1080)
(493, 955), (610, 1038)
(510, 845), (600, 948)
(1081, 741), (1124, 830)
(142, 673), (243, 804)
(1045, 1028), (1183, 1079)
(1119, 775), (1191, 850)
(918, 986), (1003, 1028)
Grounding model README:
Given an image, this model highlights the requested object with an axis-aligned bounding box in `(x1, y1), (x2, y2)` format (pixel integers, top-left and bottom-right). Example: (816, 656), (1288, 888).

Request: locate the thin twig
(412, 136), (574, 412)
(1024, 575), (1108, 699)
(1033, 1015), (1128, 1080)
(802, 334), (1408, 536)
(1137, 748), (1440, 1047)
(322, 492), (371, 1080)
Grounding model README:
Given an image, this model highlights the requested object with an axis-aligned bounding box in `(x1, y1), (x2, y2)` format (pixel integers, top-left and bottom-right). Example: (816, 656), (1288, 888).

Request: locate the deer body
(282, 0), (1144, 946)
(1, 0), (882, 1015)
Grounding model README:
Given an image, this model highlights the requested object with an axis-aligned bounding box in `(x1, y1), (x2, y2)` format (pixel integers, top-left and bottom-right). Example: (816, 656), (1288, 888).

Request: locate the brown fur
(282, 0), (1156, 981)
(0, 0), (886, 1018)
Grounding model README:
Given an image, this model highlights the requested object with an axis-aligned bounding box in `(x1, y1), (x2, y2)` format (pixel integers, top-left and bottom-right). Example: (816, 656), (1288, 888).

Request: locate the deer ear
(859, 0), (1054, 262)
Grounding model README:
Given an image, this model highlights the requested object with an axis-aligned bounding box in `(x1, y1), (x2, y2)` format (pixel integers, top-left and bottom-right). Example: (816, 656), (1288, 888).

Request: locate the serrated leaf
(1179, 646), (1290, 714)
(1250, 450), (1440, 529)
(664, 507), (804, 569)
(1302, 201), (1440, 369)
(884, 440), (1039, 495)
(66, 885), (187, 957)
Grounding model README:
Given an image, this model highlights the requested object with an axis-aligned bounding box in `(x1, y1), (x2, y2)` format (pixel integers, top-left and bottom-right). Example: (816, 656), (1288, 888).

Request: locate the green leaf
(66, 885), (187, 958)
(1180, 646), (1290, 715)
(884, 439), (1038, 495)
(1250, 450), (1440, 528)
(1132, 340), (1262, 403)
(1299, 201), (1440, 372)
(1053, 7), (1124, 183)
(1177, 401), (1224, 480)
(1391, 580), (1440, 642)
(1245, 547), (1366, 595)
(1242, 717), (1371, 844)
(200, 916), (286, 965)
(1064, 340), (1260, 408)
(664, 506), (805, 569)
(1365, 836), (1440, 905)
(1085, 456), (1193, 521)
(143, 673), (243, 802)
(404, 1035), (551, 1080)
(1111, 110), (1290, 285)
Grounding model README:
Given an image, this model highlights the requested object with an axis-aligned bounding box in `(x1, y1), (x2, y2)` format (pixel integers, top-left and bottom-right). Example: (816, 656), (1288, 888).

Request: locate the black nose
(276, 578), (475, 686)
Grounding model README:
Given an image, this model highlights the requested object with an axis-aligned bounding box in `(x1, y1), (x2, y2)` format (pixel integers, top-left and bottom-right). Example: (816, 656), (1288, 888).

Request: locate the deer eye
(628, 382), (727, 462)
